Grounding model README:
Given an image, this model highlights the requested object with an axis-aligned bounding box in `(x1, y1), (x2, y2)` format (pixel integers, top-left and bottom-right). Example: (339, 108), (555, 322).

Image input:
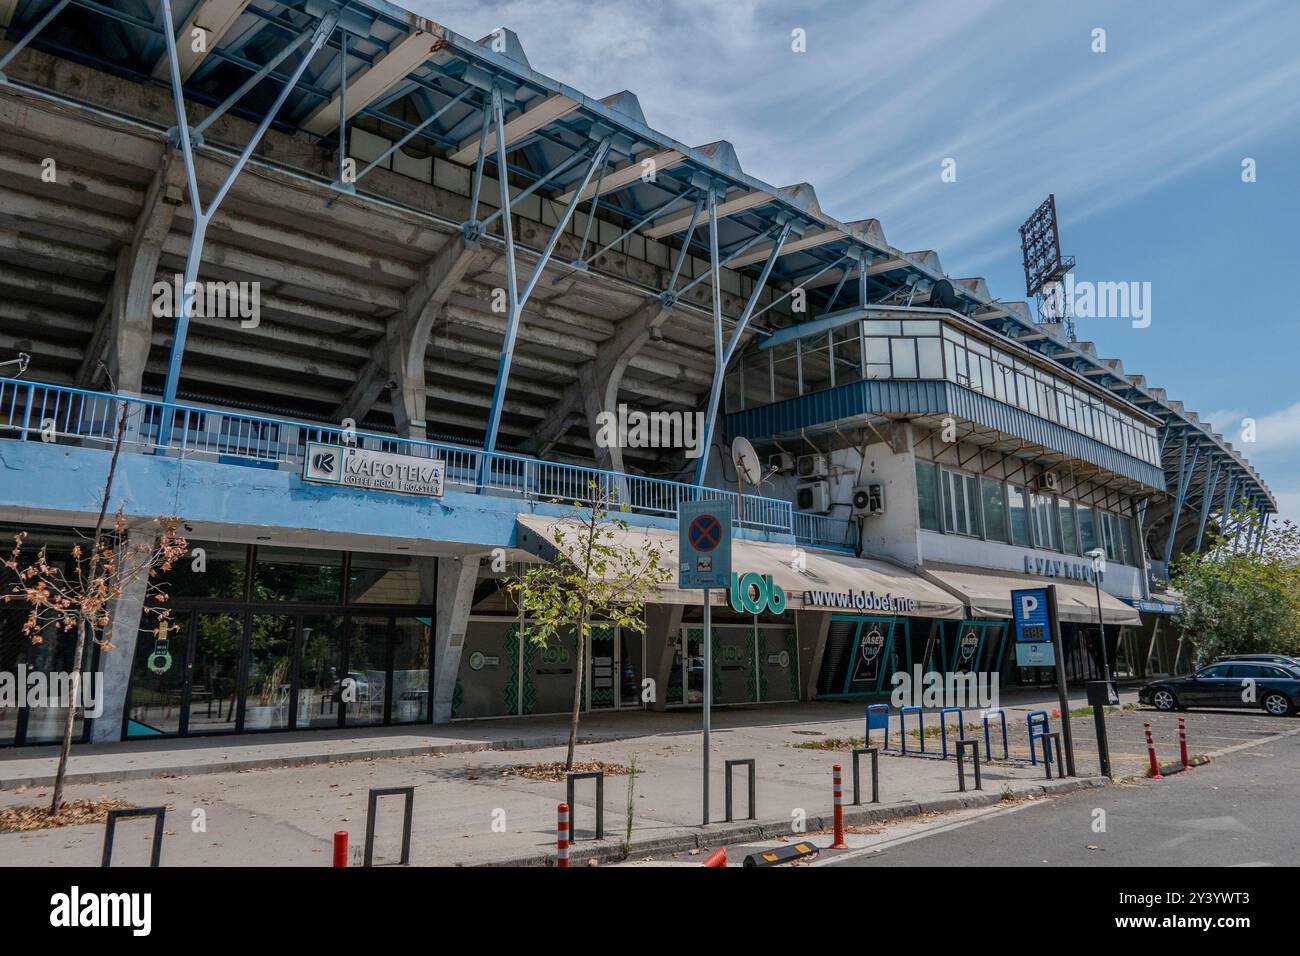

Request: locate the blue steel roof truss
(0, 0), (1274, 513)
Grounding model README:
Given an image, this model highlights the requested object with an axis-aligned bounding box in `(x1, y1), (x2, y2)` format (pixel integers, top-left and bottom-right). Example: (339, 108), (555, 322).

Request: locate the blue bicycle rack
(982, 708), (1009, 761)
(939, 707), (964, 758)
(899, 705), (925, 754)
(1027, 710), (1051, 766)
(865, 704), (890, 750)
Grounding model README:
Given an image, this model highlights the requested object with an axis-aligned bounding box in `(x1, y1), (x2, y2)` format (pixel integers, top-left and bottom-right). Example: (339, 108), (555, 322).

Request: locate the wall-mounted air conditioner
(769, 452), (795, 475)
(851, 483), (886, 517)
(796, 481), (832, 514)
(797, 454), (829, 479)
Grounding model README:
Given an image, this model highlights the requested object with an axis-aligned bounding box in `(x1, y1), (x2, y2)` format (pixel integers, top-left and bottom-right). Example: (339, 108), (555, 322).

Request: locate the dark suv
(1140, 661), (1300, 716)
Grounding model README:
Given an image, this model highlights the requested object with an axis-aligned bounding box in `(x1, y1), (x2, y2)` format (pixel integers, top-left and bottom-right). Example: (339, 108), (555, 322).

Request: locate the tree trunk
(566, 610), (588, 772)
(49, 616), (88, 815)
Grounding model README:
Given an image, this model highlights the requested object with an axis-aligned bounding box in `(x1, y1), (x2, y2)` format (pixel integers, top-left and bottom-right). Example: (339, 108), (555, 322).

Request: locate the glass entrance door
(185, 611), (243, 735)
(588, 626), (617, 710)
(346, 616), (390, 727)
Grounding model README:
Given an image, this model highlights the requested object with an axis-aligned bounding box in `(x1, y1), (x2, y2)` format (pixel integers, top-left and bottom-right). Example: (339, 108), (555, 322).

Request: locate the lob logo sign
(729, 571), (786, 615)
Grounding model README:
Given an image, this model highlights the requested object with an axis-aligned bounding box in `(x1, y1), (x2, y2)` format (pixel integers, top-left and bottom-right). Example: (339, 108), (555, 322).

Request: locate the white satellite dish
(731, 437), (762, 487)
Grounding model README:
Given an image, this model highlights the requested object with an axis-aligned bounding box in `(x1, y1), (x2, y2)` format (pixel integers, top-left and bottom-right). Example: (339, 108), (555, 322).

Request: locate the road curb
(0, 733), (591, 791)
(479, 775), (1109, 867)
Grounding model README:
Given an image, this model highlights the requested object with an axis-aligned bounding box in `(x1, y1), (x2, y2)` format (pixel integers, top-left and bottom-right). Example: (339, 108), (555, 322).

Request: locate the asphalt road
(826, 722), (1300, 867)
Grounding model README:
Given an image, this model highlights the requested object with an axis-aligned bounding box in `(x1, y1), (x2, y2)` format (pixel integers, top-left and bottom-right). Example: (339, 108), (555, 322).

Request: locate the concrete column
(644, 602), (684, 711)
(798, 610), (831, 701)
(432, 554), (480, 723)
(91, 529), (153, 743)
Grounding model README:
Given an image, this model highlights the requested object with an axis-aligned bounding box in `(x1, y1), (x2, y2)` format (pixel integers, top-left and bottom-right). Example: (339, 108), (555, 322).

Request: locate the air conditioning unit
(851, 482), (886, 517)
(769, 452), (795, 475)
(1035, 471), (1060, 494)
(797, 454), (829, 479)
(796, 480), (832, 515)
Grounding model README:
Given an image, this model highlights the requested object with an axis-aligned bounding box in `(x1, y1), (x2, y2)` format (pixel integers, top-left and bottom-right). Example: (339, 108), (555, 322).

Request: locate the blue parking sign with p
(1011, 586), (1055, 666)
(679, 499), (732, 589)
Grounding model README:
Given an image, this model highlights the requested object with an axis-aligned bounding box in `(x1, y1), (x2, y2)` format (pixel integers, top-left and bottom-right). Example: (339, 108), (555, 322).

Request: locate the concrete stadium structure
(0, 0), (1276, 745)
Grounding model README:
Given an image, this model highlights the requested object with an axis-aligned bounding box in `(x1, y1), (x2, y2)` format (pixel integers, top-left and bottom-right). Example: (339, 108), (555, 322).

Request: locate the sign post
(679, 499), (733, 826)
(1011, 585), (1075, 777)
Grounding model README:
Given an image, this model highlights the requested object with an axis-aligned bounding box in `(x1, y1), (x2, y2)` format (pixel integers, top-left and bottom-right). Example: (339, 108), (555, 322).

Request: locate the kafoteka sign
(303, 442), (445, 498)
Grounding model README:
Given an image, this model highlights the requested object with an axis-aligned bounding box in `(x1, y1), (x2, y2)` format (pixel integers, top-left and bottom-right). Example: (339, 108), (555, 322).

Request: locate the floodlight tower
(1018, 195), (1077, 341)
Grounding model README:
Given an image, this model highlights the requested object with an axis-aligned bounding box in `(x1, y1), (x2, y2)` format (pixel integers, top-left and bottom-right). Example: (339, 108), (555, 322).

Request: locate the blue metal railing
(0, 378), (802, 536)
(792, 510), (858, 550)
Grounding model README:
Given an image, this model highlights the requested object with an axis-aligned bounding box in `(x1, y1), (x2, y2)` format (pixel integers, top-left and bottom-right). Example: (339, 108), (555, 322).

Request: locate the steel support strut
(0, 0), (73, 80)
(1194, 459), (1220, 553)
(482, 85), (612, 455)
(1162, 437), (1199, 566)
(160, 0), (339, 406)
(693, 197), (793, 485)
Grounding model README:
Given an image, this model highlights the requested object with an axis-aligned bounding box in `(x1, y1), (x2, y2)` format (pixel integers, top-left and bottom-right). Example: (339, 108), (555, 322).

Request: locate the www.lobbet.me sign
(303, 441), (445, 498)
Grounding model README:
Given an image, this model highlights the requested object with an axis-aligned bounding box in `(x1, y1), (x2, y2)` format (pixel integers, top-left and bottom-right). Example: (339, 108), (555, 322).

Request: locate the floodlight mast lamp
(159, 0), (340, 406)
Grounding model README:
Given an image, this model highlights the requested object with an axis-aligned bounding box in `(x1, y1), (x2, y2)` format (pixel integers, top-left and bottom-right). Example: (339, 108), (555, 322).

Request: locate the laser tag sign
(1011, 586), (1055, 667)
(678, 499), (732, 589)
(303, 442), (444, 498)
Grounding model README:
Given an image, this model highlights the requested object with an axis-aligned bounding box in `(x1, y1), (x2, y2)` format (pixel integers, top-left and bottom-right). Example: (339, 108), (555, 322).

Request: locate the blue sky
(417, 0), (1300, 522)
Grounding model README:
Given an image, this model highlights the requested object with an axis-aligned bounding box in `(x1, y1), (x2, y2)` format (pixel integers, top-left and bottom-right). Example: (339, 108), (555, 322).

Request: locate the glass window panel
(916, 460), (941, 531)
(126, 613), (190, 738)
(832, 325), (862, 382)
(253, 546), (342, 603)
(1058, 499), (1079, 554)
(1077, 504), (1098, 553)
(865, 338), (890, 364)
(981, 479), (1009, 542)
(917, 337), (943, 378)
(245, 614), (295, 731)
(348, 552), (426, 604)
(186, 612), (244, 734)
(890, 338), (918, 377)
(1119, 516), (1135, 566)
(901, 320), (941, 335)
(864, 320), (901, 335)
(391, 617), (433, 723)
(1031, 493), (1058, 550)
(1008, 485), (1031, 547)
(345, 616), (389, 727)
(159, 541), (248, 600)
(968, 339), (990, 357)
(941, 325), (964, 342)
(801, 345), (832, 392)
(866, 364), (892, 380)
(296, 615), (344, 727)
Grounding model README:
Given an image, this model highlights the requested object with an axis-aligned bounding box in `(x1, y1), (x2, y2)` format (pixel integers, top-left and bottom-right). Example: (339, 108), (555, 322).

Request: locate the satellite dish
(732, 437), (762, 487)
(930, 278), (962, 312)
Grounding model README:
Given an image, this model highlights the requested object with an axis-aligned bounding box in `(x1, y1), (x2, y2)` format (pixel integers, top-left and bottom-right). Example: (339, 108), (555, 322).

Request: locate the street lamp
(1085, 547), (1112, 683)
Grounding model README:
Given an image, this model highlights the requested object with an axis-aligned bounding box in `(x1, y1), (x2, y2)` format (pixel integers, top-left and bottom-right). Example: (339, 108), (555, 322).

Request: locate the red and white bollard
(332, 830), (348, 868)
(1178, 716), (1189, 768)
(1143, 722), (1163, 778)
(831, 764), (848, 849)
(556, 802), (571, 868)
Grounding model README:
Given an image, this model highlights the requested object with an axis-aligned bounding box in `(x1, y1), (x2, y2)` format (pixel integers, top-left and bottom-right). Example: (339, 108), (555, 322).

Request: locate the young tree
(1, 397), (187, 814)
(1171, 504), (1300, 665)
(508, 483), (671, 770)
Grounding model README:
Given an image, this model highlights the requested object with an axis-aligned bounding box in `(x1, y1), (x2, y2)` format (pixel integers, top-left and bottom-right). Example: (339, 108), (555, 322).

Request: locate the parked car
(1213, 653), (1300, 667)
(1140, 662), (1300, 716)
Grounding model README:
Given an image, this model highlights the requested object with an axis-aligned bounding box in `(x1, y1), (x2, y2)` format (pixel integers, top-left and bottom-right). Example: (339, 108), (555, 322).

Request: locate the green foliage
(1171, 505), (1300, 665)
(508, 489), (672, 652)
(506, 483), (672, 768)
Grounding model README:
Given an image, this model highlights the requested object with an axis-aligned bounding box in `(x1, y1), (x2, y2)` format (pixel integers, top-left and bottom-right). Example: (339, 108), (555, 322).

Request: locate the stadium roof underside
(0, 0), (1275, 522)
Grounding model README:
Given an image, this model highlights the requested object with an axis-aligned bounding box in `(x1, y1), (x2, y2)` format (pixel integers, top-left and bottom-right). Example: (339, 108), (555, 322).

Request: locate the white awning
(921, 563), (1142, 626)
(515, 515), (965, 618)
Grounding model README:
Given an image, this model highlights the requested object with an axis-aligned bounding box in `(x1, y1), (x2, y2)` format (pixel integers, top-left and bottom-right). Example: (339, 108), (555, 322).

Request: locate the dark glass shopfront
(124, 543), (436, 739)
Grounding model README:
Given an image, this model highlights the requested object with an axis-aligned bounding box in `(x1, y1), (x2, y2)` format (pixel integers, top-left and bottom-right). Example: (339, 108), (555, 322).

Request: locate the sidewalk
(0, 690), (1124, 867)
(0, 683), (1139, 790)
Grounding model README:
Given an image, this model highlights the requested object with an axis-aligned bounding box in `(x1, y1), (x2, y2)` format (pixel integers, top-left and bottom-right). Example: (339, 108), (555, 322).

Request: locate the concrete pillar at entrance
(644, 603), (684, 712)
(433, 555), (480, 723)
(91, 530), (153, 743)
(798, 611), (831, 702)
